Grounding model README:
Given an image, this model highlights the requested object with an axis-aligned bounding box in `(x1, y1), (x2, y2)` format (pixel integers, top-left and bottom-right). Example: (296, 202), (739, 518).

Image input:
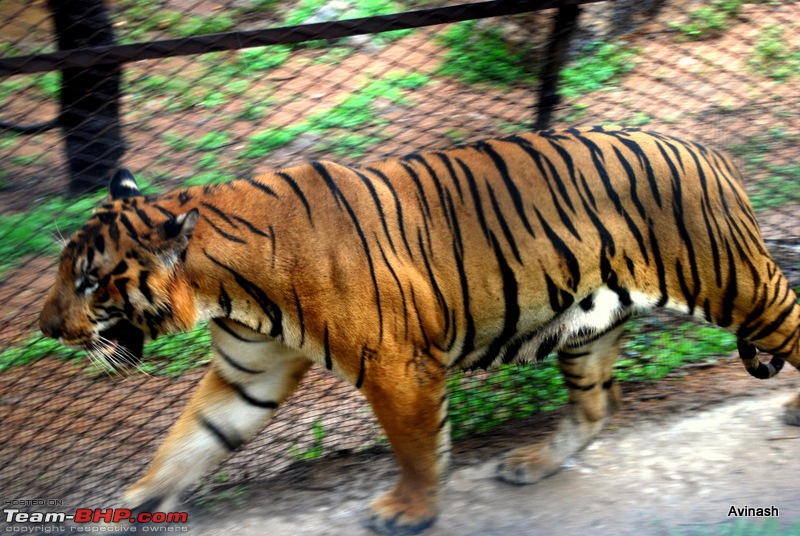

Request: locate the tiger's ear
(108, 168), (142, 200)
(155, 208), (199, 266)
(164, 209), (199, 241)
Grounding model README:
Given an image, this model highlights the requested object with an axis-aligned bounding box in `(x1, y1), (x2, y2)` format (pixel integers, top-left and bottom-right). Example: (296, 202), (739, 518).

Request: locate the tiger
(39, 126), (800, 535)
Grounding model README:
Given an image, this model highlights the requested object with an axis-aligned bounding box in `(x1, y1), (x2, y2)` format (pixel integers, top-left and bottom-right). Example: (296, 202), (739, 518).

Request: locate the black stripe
(648, 225), (669, 307)
(135, 208), (153, 228)
(535, 207), (580, 291)
(612, 135), (663, 209)
(314, 161), (383, 342)
(544, 273), (574, 314)
(558, 350), (591, 359)
(576, 133), (650, 261)
(355, 346), (372, 389)
(293, 288), (305, 347)
(94, 233), (105, 255)
(564, 380), (596, 391)
(434, 152), (464, 201)
(365, 166), (413, 258)
(580, 195), (616, 258)
(202, 215), (246, 244)
(455, 157), (491, 242)
(152, 204), (177, 219)
(114, 277), (134, 318)
(246, 177), (280, 198)
(417, 228), (450, 348)
(276, 171), (312, 223)
(198, 202), (235, 230)
(199, 416), (243, 452)
(232, 383), (278, 409)
(214, 342), (263, 373)
(354, 170), (396, 254)
(212, 318), (266, 343)
(399, 159), (433, 221)
(546, 138), (583, 197)
(204, 251), (283, 338)
(376, 240), (409, 339)
(111, 260), (128, 275)
(118, 213), (139, 242)
(612, 145), (647, 220)
(512, 136), (577, 215)
(218, 285), (232, 316)
(407, 154), (455, 234)
(699, 196), (723, 287)
(444, 192), (474, 356)
(230, 214), (270, 237)
(408, 285), (431, 350)
(478, 141), (535, 236)
(139, 271), (153, 303)
(323, 324), (332, 370)
(485, 181), (523, 264)
(473, 232), (520, 370)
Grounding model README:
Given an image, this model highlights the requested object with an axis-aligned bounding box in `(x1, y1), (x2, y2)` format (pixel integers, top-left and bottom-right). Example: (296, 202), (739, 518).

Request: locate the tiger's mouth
(98, 319), (145, 366)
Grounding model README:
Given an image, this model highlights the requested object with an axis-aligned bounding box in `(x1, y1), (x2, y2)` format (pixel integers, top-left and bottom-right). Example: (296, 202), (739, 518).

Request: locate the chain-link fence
(1, 0), (798, 525)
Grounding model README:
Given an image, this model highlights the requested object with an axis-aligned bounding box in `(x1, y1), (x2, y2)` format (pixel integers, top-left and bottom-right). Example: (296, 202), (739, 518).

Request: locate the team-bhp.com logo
(4, 506), (188, 532)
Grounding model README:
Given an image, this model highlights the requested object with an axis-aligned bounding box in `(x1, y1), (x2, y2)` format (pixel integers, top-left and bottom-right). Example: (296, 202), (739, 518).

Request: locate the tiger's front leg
(497, 326), (624, 484)
(124, 319), (311, 514)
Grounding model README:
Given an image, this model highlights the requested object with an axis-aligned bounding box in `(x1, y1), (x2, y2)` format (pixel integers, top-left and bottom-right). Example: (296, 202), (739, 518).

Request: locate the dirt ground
(181, 357), (800, 536)
(1, 2), (798, 535)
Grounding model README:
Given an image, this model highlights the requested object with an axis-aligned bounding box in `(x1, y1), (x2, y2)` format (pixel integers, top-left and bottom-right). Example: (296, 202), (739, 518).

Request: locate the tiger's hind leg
(360, 346), (450, 536)
(123, 320), (311, 515)
(497, 325), (624, 485)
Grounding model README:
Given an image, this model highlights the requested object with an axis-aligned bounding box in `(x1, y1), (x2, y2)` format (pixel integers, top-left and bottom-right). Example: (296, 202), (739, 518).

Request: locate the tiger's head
(39, 169), (199, 371)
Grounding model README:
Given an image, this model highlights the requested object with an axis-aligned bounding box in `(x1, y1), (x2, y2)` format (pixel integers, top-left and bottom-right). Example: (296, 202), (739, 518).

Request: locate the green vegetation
(560, 42), (639, 100)
(0, 323), (211, 376)
(669, 0), (745, 40)
(729, 128), (800, 211)
(0, 69), (429, 277)
(240, 71), (430, 160)
(749, 25), (800, 81)
(290, 419), (327, 460)
(437, 20), (536, 87)
(447, 318), (738, 439)
(0, 193), (105, 276)
(669, 518), (800, 536)
(284, 0), (412, 43)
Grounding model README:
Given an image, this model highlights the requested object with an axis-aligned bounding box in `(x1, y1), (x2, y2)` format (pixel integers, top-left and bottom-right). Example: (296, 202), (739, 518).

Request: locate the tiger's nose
(39, 303), (64, 340)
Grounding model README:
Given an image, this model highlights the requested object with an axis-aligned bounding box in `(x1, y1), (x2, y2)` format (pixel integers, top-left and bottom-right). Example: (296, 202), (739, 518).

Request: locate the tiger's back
(39, 126), (800, 535)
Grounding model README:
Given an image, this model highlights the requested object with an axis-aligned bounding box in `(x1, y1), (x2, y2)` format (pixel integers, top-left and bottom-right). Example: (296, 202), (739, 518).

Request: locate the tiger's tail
(736, 273), (800, 380)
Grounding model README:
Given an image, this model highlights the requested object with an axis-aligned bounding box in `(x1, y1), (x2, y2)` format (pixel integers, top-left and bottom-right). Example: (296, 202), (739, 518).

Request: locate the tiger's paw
(364, 490), (438, 536)
(496, 444), (561, 486)
(782, 393), (800, 426)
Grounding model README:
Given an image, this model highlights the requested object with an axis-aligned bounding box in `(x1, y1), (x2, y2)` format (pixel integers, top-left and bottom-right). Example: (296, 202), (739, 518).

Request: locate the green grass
(240, 71), (430, 160)
(560, 42), (639, 100)
(749, 25), (800, 81)
(437, 20), (537, 87)
(0, 193), (105, 276)
(668, 0), (745, 40)
(448, 318), (738, 439)
(729, 128), (800, 211)
(290, 419), (327, 460)
(668, 518), (800, 536)
(0, 323), (211, 376)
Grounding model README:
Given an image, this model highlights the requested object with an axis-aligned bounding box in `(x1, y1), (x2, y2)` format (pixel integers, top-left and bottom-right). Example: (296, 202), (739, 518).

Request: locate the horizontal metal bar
(0, 0), (604, 76)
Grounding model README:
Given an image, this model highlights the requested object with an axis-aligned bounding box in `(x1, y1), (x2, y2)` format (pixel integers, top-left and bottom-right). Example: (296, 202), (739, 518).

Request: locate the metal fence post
(48, 0), (125, 196)
(534, 4), (582, 130)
